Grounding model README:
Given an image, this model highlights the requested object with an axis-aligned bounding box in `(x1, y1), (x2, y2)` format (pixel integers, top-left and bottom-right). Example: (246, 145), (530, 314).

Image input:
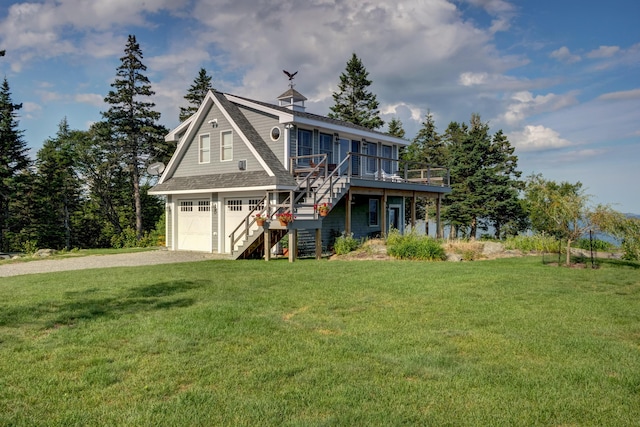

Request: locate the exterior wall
(318, 198), (383, 251)
(173, 103), (263, 178)
(211, 193), (220, 252)
(236, 105), (285, 165)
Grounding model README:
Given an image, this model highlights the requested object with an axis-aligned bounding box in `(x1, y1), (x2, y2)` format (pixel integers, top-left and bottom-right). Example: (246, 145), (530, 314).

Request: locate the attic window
(270, 126), (281, 141)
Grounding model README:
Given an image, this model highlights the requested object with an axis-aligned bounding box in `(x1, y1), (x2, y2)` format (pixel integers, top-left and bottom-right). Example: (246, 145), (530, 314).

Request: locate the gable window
(270, 126), (281, 141)
(199, 134), (210, 164)
(319, 133), (333, 163)
(369, 199), (379, 226)
(221, 131), (233, 161)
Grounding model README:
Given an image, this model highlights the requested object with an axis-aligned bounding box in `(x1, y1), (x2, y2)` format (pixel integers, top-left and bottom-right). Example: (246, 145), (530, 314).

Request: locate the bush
(386, 230), (446, 261)
(334, 232), (362, 255)
(504, 234), (559, 253)
(575, 237), (614, 252)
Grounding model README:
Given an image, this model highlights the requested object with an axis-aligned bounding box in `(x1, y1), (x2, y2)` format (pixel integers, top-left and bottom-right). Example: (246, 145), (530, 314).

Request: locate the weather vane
(282, 69), (298, 89)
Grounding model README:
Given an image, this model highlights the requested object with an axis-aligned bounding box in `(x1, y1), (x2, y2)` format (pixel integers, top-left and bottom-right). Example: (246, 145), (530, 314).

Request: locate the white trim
(220, 130), (233, 162)
(149, 184), (295, 196)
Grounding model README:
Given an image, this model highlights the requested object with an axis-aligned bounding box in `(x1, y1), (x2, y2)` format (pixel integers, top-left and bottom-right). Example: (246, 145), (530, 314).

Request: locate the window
(381, 145), (392, 173)
(221, 131), (233, 161)
(366, 142), (378, 173)
(180, 201), (193, 212)
(270, 126), (281, 141)
(199, 134), (210, 164)
(227, 199), (242, 211)
(297, 129), (312, 164)
(249, 199), (264, 211)
(319, 133), (333, 163)
(198, 201), (210, 212)
(369, 199), (379, 226)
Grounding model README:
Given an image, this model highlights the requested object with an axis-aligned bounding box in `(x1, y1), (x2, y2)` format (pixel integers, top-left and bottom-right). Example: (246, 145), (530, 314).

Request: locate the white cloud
(75, 93), (104, 107)
(22, 102), (42, 113)
(550, 46), (581, 63)
(500, 91), (578, 125)
(509, 125), (574, 151)
(597, 88), (640, 101)
(587, 45), (620, 59)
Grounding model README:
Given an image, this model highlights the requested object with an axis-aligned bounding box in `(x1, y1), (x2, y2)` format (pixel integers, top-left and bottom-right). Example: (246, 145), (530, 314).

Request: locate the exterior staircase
(230, 158), (350, 259)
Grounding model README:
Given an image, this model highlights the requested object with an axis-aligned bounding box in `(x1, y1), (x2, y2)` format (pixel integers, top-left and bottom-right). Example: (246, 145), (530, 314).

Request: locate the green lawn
(1, 257), (639, 426)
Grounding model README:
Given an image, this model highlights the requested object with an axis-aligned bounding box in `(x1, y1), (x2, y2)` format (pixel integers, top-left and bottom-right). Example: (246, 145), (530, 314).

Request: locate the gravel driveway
(0, 250), (231, 278)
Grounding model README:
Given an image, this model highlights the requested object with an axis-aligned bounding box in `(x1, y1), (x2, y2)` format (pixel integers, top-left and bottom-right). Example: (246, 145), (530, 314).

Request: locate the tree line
(1, 42), (638, 261)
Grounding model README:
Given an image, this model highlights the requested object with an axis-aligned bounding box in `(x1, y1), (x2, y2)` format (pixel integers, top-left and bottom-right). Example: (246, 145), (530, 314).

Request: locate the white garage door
(224, 196), (264, 252)
(177, 200), (211, 251)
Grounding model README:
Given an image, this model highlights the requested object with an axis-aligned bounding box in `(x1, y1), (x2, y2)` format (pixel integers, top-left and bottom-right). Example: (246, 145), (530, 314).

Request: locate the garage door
(224, 196), (264, 252)
(177, 200), (211, 251)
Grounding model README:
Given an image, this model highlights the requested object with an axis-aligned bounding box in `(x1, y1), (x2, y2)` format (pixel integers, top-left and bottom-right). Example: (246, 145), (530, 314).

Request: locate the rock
(446, 253), (463, 262)
(34, 249), (57, 258)
(482, 241), (504, 256)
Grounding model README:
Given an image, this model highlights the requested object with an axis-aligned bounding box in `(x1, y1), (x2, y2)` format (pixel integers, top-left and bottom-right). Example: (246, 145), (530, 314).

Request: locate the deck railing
(291, 153), (449, 187)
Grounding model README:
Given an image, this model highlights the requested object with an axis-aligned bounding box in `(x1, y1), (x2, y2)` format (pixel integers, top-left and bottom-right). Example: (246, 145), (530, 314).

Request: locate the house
(149, 87), (451, 260)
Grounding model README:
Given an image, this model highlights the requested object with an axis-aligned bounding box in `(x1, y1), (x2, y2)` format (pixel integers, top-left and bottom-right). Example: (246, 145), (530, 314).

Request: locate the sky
(1, 0), (639, 213)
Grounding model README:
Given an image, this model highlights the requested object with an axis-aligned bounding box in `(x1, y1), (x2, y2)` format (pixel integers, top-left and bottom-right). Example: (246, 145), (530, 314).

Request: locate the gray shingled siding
(173, 103), (262, 178)
(318, 199), (383, 251)
(236, 105), (285, 165)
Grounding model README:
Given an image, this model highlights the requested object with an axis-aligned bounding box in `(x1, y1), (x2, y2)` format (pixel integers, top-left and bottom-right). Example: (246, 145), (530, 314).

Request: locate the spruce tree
(34, 118), (82, 249)
(179, 68), (214, 121)
(387, 118), (405, 138)
(0, 77), (30, 251)
(102, 35), (167, 239)
(329, 53), (384, 130)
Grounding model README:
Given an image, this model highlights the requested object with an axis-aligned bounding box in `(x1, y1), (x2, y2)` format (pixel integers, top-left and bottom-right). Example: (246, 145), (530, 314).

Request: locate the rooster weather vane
(283, 69), (298, 88)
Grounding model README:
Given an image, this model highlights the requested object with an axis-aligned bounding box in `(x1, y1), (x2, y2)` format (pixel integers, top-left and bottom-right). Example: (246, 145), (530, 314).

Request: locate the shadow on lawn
(0, 279), (206, 329)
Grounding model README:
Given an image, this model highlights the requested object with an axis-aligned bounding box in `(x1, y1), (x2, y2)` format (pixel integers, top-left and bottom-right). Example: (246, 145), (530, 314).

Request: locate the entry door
(389, 205), (401, 232)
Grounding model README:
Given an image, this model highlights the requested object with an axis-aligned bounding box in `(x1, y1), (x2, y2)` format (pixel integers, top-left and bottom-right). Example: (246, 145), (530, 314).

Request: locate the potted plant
(316, 202), (332, 217)
(277, 212), (294, 226)
(254, 213), (267, 227)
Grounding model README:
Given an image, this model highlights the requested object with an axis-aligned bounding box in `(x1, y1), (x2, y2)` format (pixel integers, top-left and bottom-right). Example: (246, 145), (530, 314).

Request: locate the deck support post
(345, 190), (352, 235)
(264, 228), (271, 261)
(381, 191), (388, 237)
(315, 228), (322, 260)
(436, 194), (443, 239)
(410, 192), (416, 229)
(288, 229), (297, 263)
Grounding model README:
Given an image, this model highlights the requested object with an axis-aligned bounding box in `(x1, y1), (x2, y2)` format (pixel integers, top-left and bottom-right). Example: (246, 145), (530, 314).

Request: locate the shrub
(575, 237), (614, 252)
(334, 232), (362, 255)
(444, 240), (484, 261)
(386, 230), (446, 261)
(504, 234), (559, 253)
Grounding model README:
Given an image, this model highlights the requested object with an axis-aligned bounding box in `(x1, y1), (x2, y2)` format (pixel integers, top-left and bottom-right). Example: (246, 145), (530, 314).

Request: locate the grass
(1, 257), (639, 426)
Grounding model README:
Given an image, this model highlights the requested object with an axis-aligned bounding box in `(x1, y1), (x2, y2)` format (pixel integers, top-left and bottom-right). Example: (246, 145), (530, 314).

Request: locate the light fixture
(334, 133), (339, 144)
(238, 160), (247, 171)
(208, 119), (218, 127)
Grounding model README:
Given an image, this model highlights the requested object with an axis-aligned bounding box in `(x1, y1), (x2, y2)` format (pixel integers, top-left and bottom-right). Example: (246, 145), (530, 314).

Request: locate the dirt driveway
(0, 250), (230, 278)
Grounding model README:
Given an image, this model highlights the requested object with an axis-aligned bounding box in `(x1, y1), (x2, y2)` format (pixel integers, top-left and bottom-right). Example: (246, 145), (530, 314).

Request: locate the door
(389, 205), (402, 232)
(177, 199), (211, 251)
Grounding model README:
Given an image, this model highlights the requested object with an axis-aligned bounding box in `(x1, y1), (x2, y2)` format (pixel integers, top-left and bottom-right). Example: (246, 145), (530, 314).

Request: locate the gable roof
(156, 90), (296, 189)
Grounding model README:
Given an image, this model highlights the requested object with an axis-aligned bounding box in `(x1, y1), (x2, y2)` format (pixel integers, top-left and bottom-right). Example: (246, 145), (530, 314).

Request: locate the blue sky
(1, 0), (638, 213)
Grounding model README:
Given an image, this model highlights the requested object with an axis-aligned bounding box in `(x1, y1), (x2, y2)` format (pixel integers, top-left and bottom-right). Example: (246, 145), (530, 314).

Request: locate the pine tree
(102, 35), (167, 239)
(387, 117), (405, 138)
(0, 77), (30, 251)
(328, 53), (384, 130)
(179, 68), (214, 121)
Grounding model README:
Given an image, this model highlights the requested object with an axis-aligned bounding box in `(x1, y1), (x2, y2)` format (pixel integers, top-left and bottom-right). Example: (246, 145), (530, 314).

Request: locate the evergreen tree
(34, 118), (82, 249)
(482, 130), (527, 238)
(102, 35), (167, 239)
(0, 77), (30, 251)
(179, 68), (214, 121)
(387, 117), (405, 138)
(328, 53), (384, 129)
